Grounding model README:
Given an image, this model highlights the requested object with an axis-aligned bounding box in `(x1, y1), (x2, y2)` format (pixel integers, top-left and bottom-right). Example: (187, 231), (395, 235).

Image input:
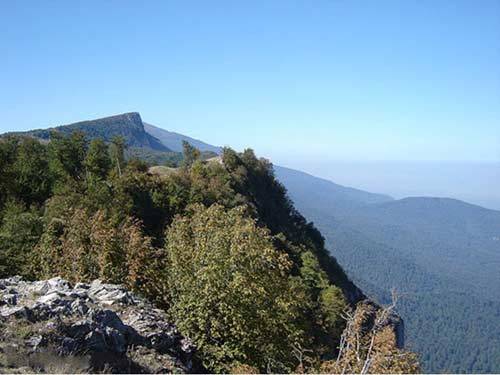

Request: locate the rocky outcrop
(0, 277), (195, 373)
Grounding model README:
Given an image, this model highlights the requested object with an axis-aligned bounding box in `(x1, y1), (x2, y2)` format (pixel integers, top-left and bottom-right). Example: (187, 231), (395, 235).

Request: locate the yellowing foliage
(320, 301), (420, 374)
(34, 208), (156, 297)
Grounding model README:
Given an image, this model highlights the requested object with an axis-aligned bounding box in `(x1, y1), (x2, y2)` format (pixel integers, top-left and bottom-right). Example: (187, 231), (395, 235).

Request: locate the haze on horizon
(1, 1), (498, 207)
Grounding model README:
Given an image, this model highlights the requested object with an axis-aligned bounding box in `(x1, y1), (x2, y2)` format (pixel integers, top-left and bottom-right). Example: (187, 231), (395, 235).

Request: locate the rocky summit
(0, 277), (195, 374)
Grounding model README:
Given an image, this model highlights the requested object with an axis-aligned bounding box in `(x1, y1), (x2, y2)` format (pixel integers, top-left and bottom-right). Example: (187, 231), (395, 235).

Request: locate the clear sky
(1, 0), (499, 163)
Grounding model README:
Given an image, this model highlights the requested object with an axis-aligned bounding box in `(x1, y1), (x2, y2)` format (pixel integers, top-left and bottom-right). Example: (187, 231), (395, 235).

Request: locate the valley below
(277, 167), (500, 372)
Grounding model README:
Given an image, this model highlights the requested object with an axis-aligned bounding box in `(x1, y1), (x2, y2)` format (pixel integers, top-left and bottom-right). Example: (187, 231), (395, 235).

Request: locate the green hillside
(279, 167), (500, 373)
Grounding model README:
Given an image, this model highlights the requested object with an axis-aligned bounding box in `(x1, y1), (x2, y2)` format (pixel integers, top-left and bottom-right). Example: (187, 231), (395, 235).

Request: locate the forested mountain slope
(282, 173), (500, 373)
(341, 198), (500, 298)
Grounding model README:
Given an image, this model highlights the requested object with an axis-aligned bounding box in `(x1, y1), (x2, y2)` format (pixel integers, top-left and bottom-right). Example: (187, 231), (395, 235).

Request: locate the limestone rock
(0, 276), (196, 373)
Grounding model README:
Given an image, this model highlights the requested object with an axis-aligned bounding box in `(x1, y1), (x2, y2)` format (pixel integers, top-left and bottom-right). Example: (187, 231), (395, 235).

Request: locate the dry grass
(0, 345), (90, 374)
(148, 165), (178, 177)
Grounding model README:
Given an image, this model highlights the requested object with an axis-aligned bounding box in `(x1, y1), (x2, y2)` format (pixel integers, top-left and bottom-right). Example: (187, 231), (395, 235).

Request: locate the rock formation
(0, 276), (195, 373)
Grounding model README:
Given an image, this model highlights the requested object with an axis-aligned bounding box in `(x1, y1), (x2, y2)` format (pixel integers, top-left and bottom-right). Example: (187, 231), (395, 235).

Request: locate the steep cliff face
(0, 277), (196, 373)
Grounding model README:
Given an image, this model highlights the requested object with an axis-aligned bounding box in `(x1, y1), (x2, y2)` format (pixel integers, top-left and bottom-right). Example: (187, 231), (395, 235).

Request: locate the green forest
(280, 177), (500, 373)
(0, 132), (418, 373)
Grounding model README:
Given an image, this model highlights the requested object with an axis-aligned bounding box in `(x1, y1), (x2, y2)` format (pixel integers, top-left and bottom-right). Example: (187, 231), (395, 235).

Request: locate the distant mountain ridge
(3, 112), (170, 152)
(274, 166), (393, 214)
(144, 122), (221, 153)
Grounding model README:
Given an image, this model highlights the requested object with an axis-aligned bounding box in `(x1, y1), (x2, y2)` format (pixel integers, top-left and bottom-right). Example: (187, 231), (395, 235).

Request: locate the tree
(11, 137), (52, 206)
(33, 208), (156, 288)
(48, 131), (87, 182)
(84, 138), (111, 181)
(319, 296), (419, 374)
(164, 204), (305, 372)
(0, 137), (19, 210)
(0, 200), (43, 278)
(109, 136), (126, 177)
(297, 251), (347, 357)
(126, 158), (149, 173)
(181, 141), (200, 168)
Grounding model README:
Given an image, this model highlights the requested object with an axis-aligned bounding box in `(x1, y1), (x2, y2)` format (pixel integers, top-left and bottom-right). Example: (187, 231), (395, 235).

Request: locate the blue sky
(1, 0), (499, 163)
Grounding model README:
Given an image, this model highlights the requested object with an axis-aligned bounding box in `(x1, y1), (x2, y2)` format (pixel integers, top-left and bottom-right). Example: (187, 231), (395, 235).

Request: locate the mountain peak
(2, 112), (170, 152)
(52, 112), (144, 132)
